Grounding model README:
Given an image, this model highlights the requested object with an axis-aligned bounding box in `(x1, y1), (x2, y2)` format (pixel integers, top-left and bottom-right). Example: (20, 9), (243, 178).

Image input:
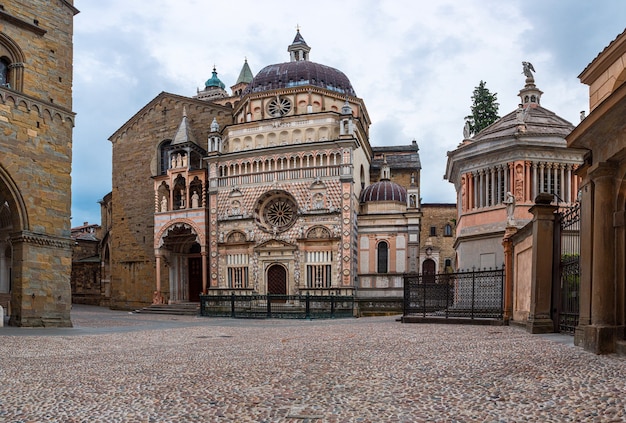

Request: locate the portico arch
(0, 166), (29, 319)
(155, 220), (207, 303)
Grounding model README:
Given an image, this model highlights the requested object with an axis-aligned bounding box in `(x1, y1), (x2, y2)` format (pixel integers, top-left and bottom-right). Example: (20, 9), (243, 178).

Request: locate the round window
(255, 191), (298, 233)
(267, 97), (292, 117)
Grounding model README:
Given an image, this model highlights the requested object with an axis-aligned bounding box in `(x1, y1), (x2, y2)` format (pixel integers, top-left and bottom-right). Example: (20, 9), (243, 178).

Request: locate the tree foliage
(465, 80), (500, 136)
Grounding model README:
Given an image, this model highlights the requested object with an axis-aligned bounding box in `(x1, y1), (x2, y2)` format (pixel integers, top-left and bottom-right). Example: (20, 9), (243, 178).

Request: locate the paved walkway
(0, 305), (623, 422)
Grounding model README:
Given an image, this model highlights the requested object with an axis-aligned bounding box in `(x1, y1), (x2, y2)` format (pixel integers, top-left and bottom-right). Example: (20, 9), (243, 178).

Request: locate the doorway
(267, 264), (287, 299)
(188, 257), (202, 302)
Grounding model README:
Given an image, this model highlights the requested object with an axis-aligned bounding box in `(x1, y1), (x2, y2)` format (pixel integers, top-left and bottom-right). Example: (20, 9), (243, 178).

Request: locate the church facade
(0, 0), (78, 326)
(107, 31), (428, 310)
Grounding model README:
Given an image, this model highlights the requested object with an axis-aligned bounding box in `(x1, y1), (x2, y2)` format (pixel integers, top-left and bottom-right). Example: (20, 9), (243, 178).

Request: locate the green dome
(205, 67), (225, 89)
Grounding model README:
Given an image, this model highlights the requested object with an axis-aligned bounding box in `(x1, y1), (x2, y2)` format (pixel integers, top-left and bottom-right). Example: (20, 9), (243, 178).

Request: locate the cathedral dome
(243, 30), (356, 97)
(243, 61), (356, 96)
(360, 180), (407, 203)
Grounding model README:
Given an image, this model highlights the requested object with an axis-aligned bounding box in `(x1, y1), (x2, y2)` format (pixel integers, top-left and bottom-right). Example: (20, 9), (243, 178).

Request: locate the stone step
(135, 303), (200, 316)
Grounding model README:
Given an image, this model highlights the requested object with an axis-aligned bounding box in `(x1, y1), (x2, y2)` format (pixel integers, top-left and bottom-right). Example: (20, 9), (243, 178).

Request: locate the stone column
(526, 193), (558, 333)
(201, 250), (208, 294)
(532, 162), (538, 200)
(582, 163), (618, 353)
(153, 252), (164, 304)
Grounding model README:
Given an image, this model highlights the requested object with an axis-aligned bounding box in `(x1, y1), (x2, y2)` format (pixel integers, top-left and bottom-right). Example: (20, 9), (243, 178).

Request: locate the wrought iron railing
(200, 293), (354, 319)
(403, 268), (504, 319)
(555, 201), (580, 334)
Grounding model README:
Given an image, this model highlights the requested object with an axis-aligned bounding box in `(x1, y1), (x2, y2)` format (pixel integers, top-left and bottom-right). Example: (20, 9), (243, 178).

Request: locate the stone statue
(160, 196), (168, 212)
(504, 191), (515, 225)
(181, 154), (188, 168)
(522, 61), (535, 79)
(463, 120), (471, 139)
(219, 232), (224, 243)
(191, 191), (199, 208)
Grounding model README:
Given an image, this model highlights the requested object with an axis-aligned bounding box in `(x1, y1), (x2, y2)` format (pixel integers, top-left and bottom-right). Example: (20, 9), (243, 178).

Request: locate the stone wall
(420, 204), (457, 272)
(0, 0), (77, 326)
(108, 94), (232, 309)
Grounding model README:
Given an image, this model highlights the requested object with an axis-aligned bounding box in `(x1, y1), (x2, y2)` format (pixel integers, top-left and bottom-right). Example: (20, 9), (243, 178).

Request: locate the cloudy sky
(71, 0), (626, 226)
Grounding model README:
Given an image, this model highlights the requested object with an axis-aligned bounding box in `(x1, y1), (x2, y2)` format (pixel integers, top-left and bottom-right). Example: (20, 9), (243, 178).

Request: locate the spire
(210, 117), (220, 133)
(172, 106), (197, 146)
(381, 155), (391, 180)
(236, 58), (254, 85)
(341, 99), (353, 115)
(288, 28), (311, 62)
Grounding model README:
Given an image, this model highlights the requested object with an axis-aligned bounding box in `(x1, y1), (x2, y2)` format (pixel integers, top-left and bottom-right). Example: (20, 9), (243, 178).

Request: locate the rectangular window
(306, 251), (332, 288)
(228, 267), (249, 289)
(430, 226), (437, 236)
(227, 254), (249, 289)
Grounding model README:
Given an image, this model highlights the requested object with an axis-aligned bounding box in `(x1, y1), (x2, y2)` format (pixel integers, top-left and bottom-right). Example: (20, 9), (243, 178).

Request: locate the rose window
(267, 97), (292, 117)
(255, 191), (298, 233)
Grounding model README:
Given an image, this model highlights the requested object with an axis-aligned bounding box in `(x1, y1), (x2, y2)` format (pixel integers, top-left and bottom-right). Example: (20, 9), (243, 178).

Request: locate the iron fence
(403, 268), (504, 319)
(200, 293), (354, 319)
(554, 201), (580, 334)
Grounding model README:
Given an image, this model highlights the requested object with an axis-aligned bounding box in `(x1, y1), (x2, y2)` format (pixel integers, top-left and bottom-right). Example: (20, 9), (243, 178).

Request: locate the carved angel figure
(522, 61), (535, 79)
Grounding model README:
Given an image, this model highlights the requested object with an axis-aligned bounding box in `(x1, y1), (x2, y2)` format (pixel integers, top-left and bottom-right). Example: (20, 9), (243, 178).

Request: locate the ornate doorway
(188, 257), (202, 302)
(267, 264), (287, 297)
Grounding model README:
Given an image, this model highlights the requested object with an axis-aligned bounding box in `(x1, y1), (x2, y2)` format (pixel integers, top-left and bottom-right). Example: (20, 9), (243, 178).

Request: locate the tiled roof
(470, 105), (574, 143)
(243, 61), (356, 97)
(360, 180), (407, 203)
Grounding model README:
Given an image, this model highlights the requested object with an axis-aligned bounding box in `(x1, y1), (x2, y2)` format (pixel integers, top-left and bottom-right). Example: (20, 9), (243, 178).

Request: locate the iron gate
(403, 268), (504, 319)
(554, 201), (580, 334)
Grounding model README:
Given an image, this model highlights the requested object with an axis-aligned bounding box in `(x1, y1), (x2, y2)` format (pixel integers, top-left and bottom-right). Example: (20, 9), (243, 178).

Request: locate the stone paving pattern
(1, 305), (625, 422)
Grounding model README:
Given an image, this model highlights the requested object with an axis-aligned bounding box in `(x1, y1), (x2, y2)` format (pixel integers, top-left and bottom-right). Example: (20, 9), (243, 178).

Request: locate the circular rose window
(267, 97), (291, 117)
(255, 191), (298, 233)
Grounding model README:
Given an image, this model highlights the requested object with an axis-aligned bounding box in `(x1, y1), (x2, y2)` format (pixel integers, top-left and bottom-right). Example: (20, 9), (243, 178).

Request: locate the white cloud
(70, 0), (626, 223)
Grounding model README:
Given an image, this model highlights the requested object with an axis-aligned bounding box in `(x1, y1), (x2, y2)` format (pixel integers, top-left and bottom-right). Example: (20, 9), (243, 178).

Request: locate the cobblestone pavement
(1, 305), (625, 422)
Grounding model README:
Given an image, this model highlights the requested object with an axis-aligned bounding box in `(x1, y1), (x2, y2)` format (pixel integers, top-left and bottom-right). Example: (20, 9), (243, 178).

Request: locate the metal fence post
(231, 293), (235, 318)
(330, 294), (335, 318)
(305, 293), (310, 319)
(267, 295), (272, 318)
(471, 267), (476, 319)
(422, 275), (426, 317)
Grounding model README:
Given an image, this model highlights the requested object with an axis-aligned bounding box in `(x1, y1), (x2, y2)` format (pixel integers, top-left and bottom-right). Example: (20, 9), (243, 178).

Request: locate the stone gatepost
(502, 226), (518, 323)
(526, 193), (557, 334)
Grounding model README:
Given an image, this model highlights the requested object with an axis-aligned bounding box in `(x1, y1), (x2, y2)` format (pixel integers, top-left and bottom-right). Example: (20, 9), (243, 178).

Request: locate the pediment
(255, 238), (297, 252)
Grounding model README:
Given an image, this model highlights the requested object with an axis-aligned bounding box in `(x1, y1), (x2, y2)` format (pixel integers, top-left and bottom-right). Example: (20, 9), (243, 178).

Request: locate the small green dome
(205, 67), (225, 89)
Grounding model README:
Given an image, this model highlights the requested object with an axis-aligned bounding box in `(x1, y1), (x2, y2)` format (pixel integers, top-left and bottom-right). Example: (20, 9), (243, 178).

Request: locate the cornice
(0, 87), (75, 125)
(11, 231), (73, 249)
(109, 92), (232, 142)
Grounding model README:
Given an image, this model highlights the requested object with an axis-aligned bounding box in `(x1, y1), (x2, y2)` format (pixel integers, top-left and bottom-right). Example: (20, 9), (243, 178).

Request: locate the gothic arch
(0, 165), (28, 231)
(0, 32), (25, 91)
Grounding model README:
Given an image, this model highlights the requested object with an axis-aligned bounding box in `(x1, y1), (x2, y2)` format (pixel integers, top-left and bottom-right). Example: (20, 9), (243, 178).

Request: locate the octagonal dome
(360, 180), (407, 203)
(243, 61), (357, 96)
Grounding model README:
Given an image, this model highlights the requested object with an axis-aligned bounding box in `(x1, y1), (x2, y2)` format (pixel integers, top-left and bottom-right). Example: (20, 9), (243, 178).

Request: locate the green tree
(464, 80), (500, 136)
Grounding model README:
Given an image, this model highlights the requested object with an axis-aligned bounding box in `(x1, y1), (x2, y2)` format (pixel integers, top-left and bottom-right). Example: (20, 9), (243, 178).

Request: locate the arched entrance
(158, 222), (205, 303)
(267, 264), (287, 296)
(422, 259), (436, 284)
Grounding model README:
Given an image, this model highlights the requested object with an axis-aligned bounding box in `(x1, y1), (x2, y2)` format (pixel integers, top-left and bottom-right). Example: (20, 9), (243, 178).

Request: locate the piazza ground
(0, 305), (624, 422)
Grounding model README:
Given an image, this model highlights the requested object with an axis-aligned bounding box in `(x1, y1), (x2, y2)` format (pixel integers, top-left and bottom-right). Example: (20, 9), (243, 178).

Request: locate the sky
(70, 0), (626, 226)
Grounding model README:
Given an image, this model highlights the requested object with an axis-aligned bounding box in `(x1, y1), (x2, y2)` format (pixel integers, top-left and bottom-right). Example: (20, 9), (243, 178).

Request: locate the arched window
(444, 223), (452, 237)
(377, 241), (388, 273)
(0, 33), (26, 91)
(158, 140), (171, 175)
(0, 58), (9, 87)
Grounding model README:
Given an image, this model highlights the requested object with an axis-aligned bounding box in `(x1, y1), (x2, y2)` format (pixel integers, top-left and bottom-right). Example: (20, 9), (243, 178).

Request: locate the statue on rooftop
(522, 61), (535, 80)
